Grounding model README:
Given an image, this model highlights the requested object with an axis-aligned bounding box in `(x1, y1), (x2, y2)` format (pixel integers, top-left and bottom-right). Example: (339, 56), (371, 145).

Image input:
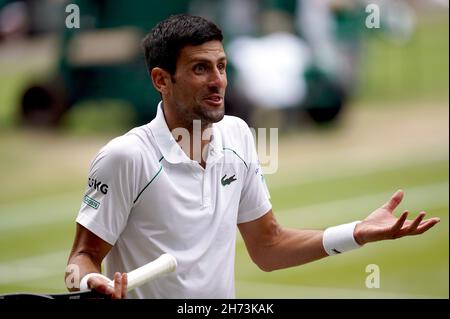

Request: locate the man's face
(167, 40), (227, 127)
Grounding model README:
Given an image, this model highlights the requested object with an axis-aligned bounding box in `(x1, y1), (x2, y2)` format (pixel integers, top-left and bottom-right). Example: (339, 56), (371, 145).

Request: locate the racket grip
(107, 253), (177, 291)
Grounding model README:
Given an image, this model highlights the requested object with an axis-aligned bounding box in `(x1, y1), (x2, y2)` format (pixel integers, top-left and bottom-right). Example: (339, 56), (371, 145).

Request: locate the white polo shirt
(76, 102), (272, 298)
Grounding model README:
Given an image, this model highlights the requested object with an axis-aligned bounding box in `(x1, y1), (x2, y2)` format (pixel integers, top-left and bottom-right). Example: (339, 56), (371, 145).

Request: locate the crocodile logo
(221, 174), (237, 186)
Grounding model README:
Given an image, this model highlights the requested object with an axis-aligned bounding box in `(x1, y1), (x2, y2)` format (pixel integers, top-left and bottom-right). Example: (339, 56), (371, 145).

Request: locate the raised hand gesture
(354, 190), (440, 245)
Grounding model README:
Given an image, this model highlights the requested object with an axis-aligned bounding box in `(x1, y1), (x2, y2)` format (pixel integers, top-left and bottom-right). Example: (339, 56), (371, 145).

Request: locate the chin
(208, 108), (225, 123)
(198, 105), (225, 124)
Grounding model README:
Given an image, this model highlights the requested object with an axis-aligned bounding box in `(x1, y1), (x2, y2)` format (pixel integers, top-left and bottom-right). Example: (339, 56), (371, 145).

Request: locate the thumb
(382, 189), (404, 212)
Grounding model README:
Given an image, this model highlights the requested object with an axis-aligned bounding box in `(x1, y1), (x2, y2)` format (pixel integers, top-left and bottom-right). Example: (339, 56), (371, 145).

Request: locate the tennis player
(65, 14), (440, 299)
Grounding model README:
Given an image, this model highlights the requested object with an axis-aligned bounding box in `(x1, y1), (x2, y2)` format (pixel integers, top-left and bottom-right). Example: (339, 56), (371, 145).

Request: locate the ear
(151, 67), (172, 95)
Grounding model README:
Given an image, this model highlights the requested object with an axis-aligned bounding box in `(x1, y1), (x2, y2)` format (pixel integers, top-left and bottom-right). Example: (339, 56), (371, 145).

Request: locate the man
(66, 14), (439, 299)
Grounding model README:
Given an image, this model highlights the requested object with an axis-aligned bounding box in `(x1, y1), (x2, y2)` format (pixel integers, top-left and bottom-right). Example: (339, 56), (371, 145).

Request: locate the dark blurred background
(0, 0), (446, 130)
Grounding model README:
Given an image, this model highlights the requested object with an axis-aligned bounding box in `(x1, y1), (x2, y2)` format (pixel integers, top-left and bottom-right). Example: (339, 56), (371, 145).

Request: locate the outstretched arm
(238, 190), (440, 272)
(238, 211), (327, 271)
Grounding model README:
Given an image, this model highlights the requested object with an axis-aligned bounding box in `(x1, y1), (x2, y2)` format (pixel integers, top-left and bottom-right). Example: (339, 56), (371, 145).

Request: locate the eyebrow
(189, 56), (227, 64)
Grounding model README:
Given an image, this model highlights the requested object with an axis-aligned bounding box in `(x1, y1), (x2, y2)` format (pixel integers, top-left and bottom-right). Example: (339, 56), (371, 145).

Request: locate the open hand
(353, 190), (440, 245)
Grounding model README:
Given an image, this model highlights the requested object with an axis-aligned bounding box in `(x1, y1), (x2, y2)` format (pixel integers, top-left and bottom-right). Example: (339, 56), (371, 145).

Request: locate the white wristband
(79, 273), (111, 290)
(323, 221), (362, 256)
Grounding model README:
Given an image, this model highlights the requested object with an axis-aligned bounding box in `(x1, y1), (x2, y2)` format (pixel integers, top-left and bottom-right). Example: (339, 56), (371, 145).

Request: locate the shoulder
(216, 115), (253, 143)
(92, 125), (158, 170)
(216, 115), (255, 162)
(218, 115), (250, 131)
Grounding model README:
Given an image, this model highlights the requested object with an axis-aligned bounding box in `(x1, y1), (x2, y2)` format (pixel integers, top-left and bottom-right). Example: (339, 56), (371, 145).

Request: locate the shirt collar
(148, 102), (224, 165)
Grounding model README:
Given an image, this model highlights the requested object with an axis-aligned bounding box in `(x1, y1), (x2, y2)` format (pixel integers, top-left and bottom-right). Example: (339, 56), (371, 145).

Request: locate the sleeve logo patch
(83, 195), (100, 209)
(88, 178), (109, 195)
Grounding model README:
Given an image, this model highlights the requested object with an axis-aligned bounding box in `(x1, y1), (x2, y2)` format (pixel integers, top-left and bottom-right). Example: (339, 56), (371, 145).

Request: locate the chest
(129, 158), (247, 245)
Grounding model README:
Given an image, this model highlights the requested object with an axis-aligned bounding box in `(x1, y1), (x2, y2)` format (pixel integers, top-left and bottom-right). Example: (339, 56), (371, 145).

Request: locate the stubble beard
(177, 101), (225, 130)
(195, 103), (225, 127)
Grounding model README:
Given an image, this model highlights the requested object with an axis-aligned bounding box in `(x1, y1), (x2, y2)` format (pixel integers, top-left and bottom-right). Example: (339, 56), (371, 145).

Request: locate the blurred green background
(0, 3), (448, 298)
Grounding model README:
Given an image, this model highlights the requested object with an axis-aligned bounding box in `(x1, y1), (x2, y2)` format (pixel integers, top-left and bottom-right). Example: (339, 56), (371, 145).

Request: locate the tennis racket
(0, 253), (177, 300)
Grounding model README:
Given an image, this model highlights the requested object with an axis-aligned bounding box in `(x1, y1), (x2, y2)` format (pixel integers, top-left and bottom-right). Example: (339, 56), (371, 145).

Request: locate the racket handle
(107, 253), (177, 291)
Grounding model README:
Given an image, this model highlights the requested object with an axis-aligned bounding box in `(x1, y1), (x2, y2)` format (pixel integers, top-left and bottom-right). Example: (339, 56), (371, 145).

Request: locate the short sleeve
(76, 142), (138, 245)
(237, 124), (272, 224)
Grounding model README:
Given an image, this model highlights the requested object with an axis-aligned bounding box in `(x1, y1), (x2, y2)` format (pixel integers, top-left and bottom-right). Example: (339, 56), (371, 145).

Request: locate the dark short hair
(142, 14), (223, 75)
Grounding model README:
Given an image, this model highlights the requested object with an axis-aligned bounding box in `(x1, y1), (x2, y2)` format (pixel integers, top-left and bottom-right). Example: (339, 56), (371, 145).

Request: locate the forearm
(66, 224), (113, 291)
(65, 252), (102, 291)
(252, 227), (327, 271)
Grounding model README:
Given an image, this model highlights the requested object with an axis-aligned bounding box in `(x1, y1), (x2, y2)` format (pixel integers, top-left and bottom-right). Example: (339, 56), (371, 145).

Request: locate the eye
(194, 63), (207, 74)
(218, 63), (226, 73)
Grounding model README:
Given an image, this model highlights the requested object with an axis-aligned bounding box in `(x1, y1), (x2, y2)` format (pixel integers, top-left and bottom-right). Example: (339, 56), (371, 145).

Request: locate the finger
(121, 273), (128, 298)
(404, 212), (426, 233)
(89, 277), (114, 296)
(390, 210), (408, 236)
(382, 189), (404, 212)
(410, 217), (440, 235)
(112, 272), (122, 299)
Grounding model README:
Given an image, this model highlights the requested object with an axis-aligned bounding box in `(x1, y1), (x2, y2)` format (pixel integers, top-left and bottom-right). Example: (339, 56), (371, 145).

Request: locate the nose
(208, 67), (227, 90)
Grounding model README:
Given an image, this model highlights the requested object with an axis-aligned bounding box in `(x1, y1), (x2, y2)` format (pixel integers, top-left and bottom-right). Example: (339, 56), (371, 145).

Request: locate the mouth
(203, 94), (223, 107)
